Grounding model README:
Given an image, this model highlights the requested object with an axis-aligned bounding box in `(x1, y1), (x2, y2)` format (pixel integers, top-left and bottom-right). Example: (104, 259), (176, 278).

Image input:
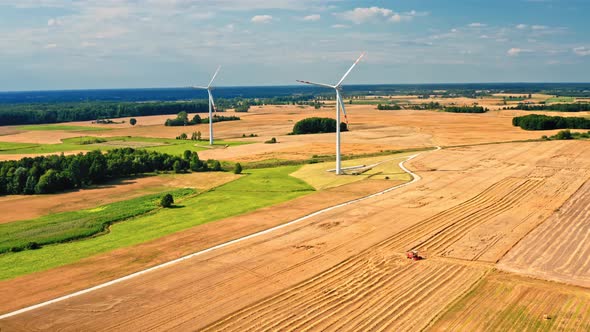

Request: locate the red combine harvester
(406, 250), (423, 261)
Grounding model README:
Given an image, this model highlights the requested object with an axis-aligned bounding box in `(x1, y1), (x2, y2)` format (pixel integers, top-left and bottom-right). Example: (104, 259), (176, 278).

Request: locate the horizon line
(2, 81), (590, 94)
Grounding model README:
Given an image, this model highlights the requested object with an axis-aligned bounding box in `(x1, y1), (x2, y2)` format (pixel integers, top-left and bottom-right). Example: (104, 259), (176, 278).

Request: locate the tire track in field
(376, 177), (543, 259)
(499, 180), (590, 287)
(203, 256), (486, 332)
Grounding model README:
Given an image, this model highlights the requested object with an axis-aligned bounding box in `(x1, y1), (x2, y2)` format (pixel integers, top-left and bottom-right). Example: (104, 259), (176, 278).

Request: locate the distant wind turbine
(297, 53), (365, 175)
(192, 66), (221, 145)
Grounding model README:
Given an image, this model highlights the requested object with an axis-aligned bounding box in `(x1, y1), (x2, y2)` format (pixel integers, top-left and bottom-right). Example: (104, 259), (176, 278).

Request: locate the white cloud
(223, 24), (235, 32)
(531, 25), (547, 30)
(336, 7), (424, 24)
(47, 18), (62, 26)
(251, 15), (273, 24)
(516, 24), (528, 29)
(331, 24), (349, 29)
(573, 47), (590, 56)
(44, 43), (58, 49)
(468, 22), (486, 28)
(507, 47), (531, 56)
(302, 14), (320, 21)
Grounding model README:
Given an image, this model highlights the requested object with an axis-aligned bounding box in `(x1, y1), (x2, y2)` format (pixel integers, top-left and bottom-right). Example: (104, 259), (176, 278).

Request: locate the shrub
(203, 115), (240, 123)
(130, 118), (137, 126)
(555, 130), (573, 140)
(234, 163), (243, 174)
(265, 137), (277, 144)
(25, 242), (41, 250)
(377, 104), (401, 110)
(160, 194), (174, 208)
(292, 117), (348, 135)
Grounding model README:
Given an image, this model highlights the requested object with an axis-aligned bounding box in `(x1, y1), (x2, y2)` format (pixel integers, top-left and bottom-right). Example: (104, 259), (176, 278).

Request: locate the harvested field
(498, 180), (590, 288)
(0, 129), (97, 144)
(430, 272), (590, 331)
(0, 151), (86, 162)
(0, 172), (239, 224)
(1, 105), (575, 163)
(204, 258), (488, 332)
(2, 141), (589, 330)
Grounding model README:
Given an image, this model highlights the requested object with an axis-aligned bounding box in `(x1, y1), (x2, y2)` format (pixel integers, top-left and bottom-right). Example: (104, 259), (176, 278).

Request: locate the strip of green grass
(17, 125), (109, 131)
(546, 96), (575, 103)
(0, 188), (195, 254)
(0, 166), (314, 280)
(0, 136), (250, 156)
(0, 142), (41, 152)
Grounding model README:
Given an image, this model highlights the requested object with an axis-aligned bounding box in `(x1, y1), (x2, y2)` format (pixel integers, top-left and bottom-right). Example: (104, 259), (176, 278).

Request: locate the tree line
(291, 117), (348, 135)
(377, 104), (402, 110)
(443, 106), (488, 113)
(506, 103), (590, 112)
(513, 114), (590, 130)
(377, 102), (484, 112)
(0, 101), (210, 126)
(0, 148), (222, 195)
(406, 102), (443, 110)
(165, 112), (240, 126)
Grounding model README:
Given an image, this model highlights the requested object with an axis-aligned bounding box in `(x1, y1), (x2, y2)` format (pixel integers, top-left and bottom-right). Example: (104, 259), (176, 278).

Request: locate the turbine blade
(192, 86), (208, 90)
(338, 94), (350, 128)
(208, 90), (217, 113)
(296, 80), (335, 89)
(208, 65), (221, 88)
(336, 52), (365, 87)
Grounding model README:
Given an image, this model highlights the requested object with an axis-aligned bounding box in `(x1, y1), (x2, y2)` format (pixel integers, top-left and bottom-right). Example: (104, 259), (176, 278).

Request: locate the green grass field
(17, 124), (109, 131)
(546, 96), (575, 103)
(0, 188), (195, 254)
(0, 166), (314, 280)
(291, 153), (414, 190)
(0, 136), (249, 156)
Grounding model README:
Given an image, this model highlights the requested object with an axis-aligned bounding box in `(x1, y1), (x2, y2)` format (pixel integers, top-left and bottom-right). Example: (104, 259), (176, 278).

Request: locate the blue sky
(0, 0), (589, 90)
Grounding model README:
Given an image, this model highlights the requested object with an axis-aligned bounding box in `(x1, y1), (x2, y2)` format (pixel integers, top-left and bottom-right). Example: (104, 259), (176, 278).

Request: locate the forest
(513, 114), (590, 130)
(443, 105), (488, 113)
(292, 117), (348, 135)
(0, 101), (210, 126)
(0, 148), (221, 195)
(508, 103), (590, 112)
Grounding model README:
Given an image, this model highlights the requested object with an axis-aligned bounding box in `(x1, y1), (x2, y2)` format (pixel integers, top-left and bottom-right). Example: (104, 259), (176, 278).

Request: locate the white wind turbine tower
(297, 53), (365, 175)
(192, 66), (221, 145)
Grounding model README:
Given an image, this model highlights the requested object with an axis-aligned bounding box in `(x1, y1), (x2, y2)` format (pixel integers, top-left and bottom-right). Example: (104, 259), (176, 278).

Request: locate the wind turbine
(192, 66), (221, 145)
(297, 53), (365, 175)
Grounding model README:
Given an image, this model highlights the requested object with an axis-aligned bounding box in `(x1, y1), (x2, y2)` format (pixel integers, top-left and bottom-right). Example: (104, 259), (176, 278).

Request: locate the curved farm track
(2, 140), (590, 331)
